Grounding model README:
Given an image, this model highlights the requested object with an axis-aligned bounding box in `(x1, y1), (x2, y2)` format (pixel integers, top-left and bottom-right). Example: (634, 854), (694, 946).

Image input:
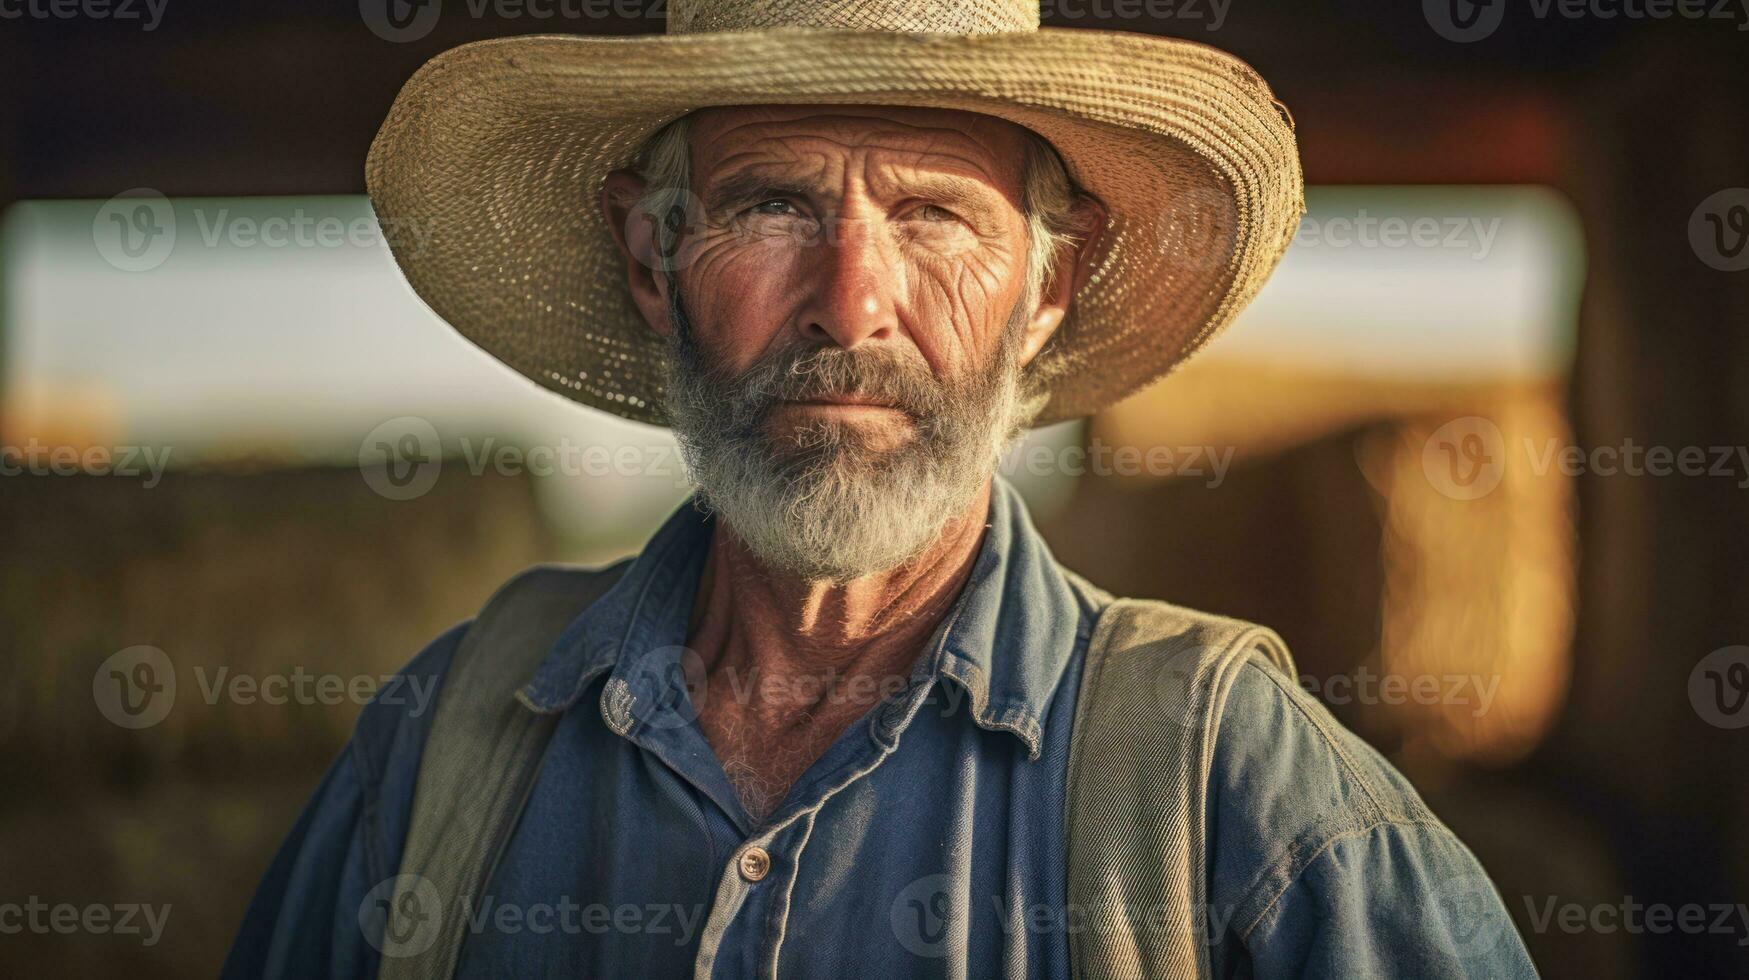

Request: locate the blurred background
(1, 1), (1746, 976)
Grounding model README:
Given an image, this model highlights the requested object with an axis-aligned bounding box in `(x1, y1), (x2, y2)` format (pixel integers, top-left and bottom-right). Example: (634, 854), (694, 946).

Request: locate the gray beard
(660, 286), (1036, 582)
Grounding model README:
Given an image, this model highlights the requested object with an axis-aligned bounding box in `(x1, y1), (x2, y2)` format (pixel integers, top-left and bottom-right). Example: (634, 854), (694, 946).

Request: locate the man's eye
(749, 199), (797, 216)
(915, 204), (959, 222)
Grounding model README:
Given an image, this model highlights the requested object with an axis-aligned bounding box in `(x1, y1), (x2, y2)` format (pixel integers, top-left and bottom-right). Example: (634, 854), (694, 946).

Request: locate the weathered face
(602, 104), (1092, 579)
(666, 104), (1050, 448)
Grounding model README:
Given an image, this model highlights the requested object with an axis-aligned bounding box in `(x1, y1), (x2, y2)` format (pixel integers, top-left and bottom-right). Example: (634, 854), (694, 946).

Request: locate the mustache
(733, 345), (953, 422)
(667, 296), (984, 431)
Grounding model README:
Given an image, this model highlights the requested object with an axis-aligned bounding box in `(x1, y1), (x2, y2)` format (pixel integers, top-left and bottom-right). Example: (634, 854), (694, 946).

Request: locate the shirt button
(737, 846), (772, 882)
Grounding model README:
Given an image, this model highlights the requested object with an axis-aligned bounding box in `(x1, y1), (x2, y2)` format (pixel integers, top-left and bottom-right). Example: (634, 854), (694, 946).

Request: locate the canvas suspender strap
(377, 564), (625, 980)
(1065, 596), (1297, 980)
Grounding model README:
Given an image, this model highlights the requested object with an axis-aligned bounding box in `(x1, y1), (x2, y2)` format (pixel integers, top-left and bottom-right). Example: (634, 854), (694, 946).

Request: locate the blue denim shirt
(225, 479), (1536, 978)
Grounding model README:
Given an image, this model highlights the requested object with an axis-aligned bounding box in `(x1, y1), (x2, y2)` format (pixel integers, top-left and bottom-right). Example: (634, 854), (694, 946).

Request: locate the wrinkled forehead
(687, 104), (1032, 192)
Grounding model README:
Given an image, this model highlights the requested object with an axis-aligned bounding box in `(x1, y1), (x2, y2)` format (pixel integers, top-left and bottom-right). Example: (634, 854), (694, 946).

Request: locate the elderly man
(227, 1), (1536, 977)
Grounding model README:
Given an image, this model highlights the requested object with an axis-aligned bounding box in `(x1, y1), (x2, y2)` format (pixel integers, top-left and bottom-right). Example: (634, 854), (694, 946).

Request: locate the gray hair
(630, 112), (1086, 314)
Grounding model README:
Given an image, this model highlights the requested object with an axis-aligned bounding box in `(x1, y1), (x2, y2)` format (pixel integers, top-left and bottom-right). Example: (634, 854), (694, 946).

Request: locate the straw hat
(366, 0), (1304, 427)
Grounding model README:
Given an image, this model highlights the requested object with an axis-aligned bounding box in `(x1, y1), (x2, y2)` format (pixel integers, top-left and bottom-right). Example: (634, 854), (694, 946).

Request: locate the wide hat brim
(366, 28), (1304, 427)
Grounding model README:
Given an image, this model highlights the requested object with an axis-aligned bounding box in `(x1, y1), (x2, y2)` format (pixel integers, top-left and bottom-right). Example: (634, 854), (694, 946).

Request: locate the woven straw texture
(366, 0), (1304, 426)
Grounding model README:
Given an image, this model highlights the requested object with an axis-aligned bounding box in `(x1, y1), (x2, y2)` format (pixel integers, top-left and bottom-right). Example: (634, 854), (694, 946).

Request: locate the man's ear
(1018, 193), (1110, 367)
(600, 169), (674, 338)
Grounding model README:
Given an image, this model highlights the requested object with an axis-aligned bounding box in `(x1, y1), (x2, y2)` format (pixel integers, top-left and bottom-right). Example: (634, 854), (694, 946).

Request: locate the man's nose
(794, 216), (899, 349)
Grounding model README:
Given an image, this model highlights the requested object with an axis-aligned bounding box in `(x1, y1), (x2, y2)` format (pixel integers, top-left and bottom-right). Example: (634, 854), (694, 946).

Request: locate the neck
(690, 481), (993, 674)
(685, 480), (994, 822)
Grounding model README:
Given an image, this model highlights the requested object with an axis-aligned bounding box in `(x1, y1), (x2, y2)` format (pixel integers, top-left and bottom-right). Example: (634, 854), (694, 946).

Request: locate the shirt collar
(516, 499), (711, 716)
(924, 477), (1088, 758)
(517, 478), (1088, 759)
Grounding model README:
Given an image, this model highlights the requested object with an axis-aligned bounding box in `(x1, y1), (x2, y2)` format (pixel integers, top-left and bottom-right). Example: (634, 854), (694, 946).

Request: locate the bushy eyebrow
(701, 167), (1010, 225)
(701, 170), (815, 214)
(896, 173), (1008, 225)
